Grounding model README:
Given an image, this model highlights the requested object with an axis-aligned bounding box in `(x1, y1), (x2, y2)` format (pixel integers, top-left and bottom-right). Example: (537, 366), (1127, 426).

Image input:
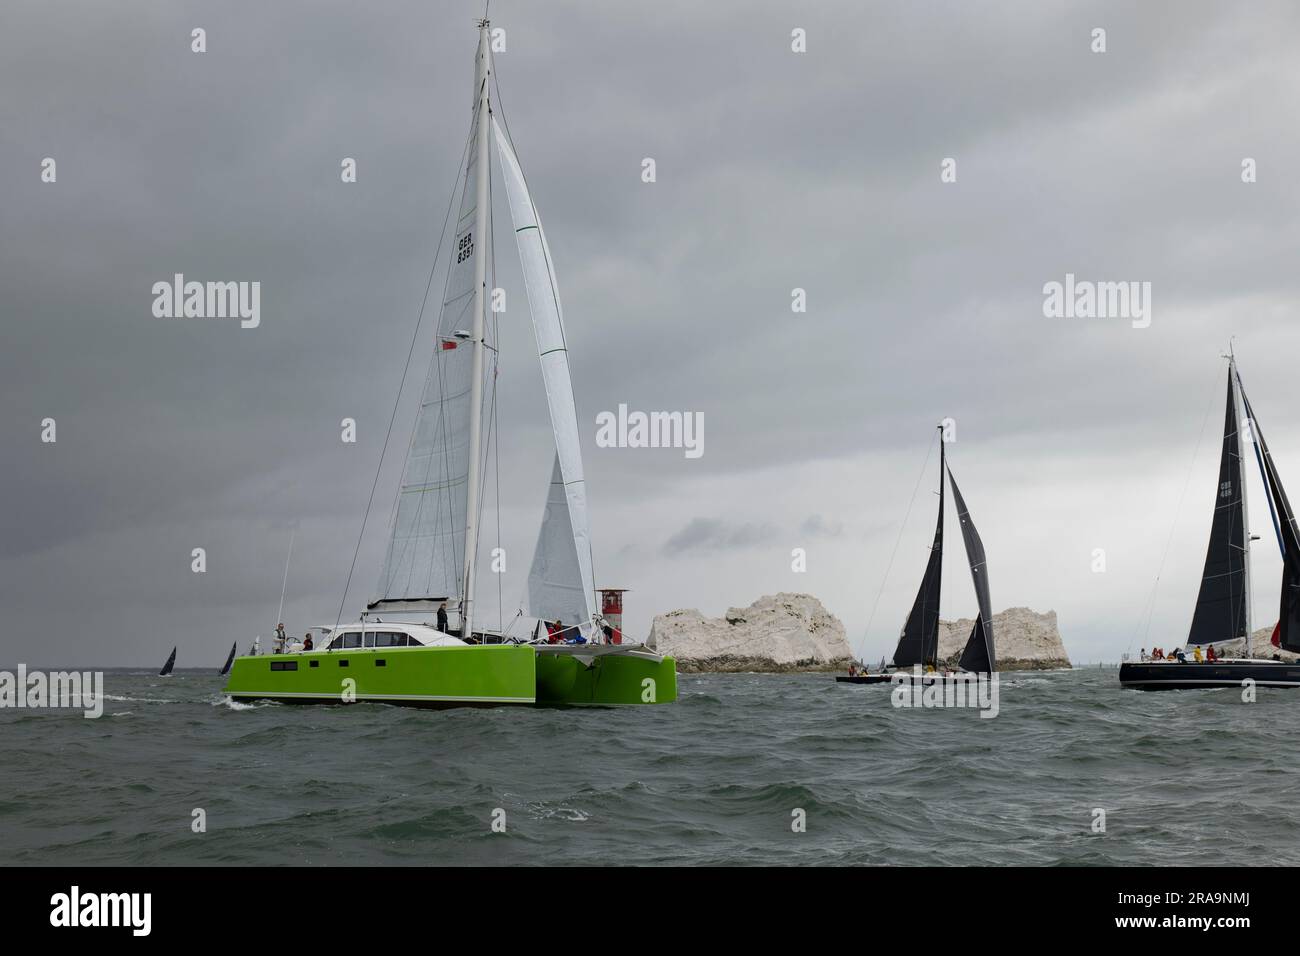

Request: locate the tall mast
(1230, 351), (1254, 654)
(462, 19), (493, 641)
(937, 422), (945, 630)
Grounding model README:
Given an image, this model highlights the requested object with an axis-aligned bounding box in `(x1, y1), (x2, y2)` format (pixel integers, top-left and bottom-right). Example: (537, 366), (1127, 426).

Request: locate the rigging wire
(333, 127), (473, 632)
(858, 428), (940, 662)
(276, 529), (296, 629)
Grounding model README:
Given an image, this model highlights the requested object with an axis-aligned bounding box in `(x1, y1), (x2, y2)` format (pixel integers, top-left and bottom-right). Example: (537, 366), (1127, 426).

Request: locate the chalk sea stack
(648, 593), (852, 673)
(937, 607), (1071, 670)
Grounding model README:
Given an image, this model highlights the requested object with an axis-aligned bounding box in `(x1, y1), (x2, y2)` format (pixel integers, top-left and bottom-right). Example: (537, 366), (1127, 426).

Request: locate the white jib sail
(526, 455), (592, 628)
(493, 117), (598, 631)
(371, 106), (487, 611)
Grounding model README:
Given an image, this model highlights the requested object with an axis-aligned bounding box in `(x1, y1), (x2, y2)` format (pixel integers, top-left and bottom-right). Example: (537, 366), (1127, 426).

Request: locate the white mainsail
(371, 83), (488, 612)
(493, 117), (599, 632)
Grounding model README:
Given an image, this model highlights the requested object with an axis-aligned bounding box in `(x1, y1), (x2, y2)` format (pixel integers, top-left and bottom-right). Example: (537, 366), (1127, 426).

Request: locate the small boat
(836, 673), (893, 685)
(158, 646), (177, 677)
(223, 19), (675, 708)
(1121, 352), (1300, 690)
(839, 425), (997, 685)
(218, 642), (236, 676)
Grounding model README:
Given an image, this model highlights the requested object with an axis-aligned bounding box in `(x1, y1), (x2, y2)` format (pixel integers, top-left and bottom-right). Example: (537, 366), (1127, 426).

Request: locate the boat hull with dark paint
(836, 674), (893, 685)
(1119, 659), (1300, 690)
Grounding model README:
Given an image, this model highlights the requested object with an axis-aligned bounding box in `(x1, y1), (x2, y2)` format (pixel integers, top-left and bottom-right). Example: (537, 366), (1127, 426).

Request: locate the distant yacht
(839, 425), (997, 685)
(158, 646), (176, 677)
(223, 19), (675, 708)
(1121, 352), (1300, 690)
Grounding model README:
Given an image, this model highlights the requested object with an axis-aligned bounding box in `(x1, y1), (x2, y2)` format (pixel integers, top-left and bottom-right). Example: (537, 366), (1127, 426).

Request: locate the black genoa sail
(159, 646), (177, 677)
(219, 642), (237, 676)
(948, 464), (996, 673)
(891, 438), (944, 668)
(1237, 373), (1300, 653)
(1186, 368), (1249, 646)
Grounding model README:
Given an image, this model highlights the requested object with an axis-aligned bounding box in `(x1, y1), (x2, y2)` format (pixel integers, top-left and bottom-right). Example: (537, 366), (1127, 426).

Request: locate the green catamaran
(225, 19), (676, 707)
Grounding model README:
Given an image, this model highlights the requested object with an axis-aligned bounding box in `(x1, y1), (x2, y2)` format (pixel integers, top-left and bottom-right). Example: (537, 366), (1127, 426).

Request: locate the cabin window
(338, 659), (349, 667)
(373, 631), (406, 648)
(270, 661), (298, 671)
(309, 660), (319, 668)
(327, 632), (363, 650)
(375, 659), (387, 667)
(363, 631), (376, 648)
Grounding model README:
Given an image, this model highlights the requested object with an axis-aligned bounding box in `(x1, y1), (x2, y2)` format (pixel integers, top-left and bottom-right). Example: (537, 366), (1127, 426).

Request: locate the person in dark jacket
(437, 601), (449, 633)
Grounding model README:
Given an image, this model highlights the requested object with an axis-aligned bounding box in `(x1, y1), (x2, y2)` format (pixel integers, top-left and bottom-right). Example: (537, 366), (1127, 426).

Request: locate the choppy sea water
(2, 667), (1297, 866)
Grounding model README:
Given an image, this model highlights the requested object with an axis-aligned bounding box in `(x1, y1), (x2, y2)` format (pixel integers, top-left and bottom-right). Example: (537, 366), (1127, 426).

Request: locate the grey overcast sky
(3, 0), (1299, 667)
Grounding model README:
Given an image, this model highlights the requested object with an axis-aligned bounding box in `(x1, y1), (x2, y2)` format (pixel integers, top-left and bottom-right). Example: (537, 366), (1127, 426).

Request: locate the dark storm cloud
(2, 0), (1299, 665)
(662, 518), (780, 555)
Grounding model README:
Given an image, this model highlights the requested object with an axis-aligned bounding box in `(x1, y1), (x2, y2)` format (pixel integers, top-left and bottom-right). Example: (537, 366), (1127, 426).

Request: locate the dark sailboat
(218, 642), (237, 676)
(158, 646), (177, 677)
(1121, 354), (1300, 689)
(839, 426), (998, 685)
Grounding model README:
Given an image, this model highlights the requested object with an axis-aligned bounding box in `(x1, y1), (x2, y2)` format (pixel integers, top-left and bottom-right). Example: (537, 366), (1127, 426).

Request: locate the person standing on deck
(437, 601), (449, 634)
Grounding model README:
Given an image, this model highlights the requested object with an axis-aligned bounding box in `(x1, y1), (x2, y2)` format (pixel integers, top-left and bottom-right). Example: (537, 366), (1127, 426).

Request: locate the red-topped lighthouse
(599, 588), (629, 644)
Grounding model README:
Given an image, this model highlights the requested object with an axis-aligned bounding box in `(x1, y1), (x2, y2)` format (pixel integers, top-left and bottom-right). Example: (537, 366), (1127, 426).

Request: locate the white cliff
(937, 607), (1071, 670)
(647, 592), (853, 673)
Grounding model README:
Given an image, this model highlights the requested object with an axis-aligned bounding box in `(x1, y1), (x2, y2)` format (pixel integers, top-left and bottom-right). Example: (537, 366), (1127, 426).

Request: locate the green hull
(224, 644), (676, 707)
(534, 649), (677, 705)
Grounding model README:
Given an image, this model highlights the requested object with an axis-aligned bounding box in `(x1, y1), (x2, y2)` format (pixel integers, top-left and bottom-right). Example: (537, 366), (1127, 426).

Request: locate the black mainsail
(949, 464), (997, 673)
(892, 438), (944, 668)
(219, 642), (237, 676)
(1237, 375), (1300, 653)
(1186, 369), (1249, 646)
(159, 646), (177, 677)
